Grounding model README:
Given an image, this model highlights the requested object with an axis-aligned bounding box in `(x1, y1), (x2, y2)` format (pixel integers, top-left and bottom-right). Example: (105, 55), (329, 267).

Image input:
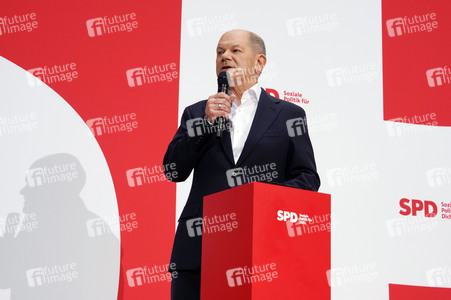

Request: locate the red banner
(383, 0), (451, 126)
(0, 0), (182, 298)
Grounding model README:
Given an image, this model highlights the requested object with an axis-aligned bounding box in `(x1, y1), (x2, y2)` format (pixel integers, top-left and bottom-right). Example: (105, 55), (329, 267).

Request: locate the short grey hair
(248, 31), (266, 56)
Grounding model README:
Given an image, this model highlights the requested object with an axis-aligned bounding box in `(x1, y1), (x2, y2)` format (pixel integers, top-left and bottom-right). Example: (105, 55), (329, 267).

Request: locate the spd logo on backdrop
(398, 198), (451, 220)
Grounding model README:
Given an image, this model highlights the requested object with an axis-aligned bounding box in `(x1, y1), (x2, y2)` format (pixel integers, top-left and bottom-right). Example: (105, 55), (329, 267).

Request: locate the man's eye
(233, 49), (240, 53)
(217, 51), (224, 55)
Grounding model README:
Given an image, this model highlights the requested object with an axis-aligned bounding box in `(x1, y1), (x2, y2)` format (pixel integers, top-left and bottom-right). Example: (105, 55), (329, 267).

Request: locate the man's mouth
(221, 66), (233, 71)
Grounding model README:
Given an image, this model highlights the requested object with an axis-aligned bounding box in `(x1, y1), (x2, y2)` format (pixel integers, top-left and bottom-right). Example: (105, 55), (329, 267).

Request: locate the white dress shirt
(228, 83), (261, 163)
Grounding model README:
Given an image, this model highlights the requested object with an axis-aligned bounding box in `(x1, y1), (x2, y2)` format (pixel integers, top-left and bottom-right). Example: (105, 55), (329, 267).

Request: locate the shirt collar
(241, 82), (262, 104)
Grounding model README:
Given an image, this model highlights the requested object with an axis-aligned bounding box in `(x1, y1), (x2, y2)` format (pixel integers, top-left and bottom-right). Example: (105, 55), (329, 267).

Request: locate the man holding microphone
(164, 29), (320, 299)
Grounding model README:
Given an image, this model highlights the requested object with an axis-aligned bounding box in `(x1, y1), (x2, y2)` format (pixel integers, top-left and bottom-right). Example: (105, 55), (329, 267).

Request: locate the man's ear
(255, 54), (267, 74)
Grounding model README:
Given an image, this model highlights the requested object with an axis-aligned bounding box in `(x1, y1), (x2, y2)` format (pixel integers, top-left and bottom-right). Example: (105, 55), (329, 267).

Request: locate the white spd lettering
(276, 210), (299, 222)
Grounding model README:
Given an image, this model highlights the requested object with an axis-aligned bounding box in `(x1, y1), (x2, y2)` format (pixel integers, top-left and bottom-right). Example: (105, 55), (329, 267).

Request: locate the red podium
(201, 182), (331, 300)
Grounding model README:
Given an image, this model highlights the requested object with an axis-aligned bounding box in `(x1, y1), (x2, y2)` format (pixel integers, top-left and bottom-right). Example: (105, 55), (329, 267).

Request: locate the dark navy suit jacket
(163, 89), (320, 271)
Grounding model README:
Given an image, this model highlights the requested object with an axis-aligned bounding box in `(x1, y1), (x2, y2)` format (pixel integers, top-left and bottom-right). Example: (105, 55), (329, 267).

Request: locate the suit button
(232, 172), (236, 176)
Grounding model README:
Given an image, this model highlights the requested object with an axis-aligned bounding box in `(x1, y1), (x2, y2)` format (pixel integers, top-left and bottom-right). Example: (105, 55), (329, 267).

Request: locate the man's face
(216, 30), (259, 81)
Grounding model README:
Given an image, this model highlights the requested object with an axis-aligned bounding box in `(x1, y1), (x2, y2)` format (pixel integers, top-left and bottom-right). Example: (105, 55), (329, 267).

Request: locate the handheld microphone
(216, 71), (230, 138)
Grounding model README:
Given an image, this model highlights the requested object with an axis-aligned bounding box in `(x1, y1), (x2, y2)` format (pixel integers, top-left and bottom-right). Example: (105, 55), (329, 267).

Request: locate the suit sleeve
(283, 109), (321, 191)
(163, 106), (214, 182)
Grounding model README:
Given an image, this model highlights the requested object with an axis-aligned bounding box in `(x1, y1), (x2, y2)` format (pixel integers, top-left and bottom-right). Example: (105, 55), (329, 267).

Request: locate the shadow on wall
(0, 153), (120, 299)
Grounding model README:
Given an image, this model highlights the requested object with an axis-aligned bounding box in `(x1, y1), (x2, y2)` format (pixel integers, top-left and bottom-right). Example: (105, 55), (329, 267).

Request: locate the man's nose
(221, 50), (232, 60)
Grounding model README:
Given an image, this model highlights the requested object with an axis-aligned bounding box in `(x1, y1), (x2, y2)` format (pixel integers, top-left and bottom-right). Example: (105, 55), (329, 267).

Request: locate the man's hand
(205, 92), (235, 123)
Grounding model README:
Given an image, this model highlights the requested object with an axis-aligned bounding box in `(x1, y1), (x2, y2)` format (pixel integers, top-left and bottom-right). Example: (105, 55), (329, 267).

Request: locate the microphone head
(217, 71), (230, 89)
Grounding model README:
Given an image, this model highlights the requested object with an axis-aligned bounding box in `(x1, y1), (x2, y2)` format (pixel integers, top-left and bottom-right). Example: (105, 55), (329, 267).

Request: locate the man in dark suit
(164, 29), (320, 299)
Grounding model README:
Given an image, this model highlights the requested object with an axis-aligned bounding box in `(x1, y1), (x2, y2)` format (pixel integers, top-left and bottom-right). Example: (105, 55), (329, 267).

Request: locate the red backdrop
(0, 0), (181, 298)
(383, 0), (451, 126)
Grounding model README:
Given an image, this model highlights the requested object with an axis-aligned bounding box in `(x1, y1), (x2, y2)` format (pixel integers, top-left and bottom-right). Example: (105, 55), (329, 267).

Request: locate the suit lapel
(219, 122), (235, 165)
(235, 89), (281, 167)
